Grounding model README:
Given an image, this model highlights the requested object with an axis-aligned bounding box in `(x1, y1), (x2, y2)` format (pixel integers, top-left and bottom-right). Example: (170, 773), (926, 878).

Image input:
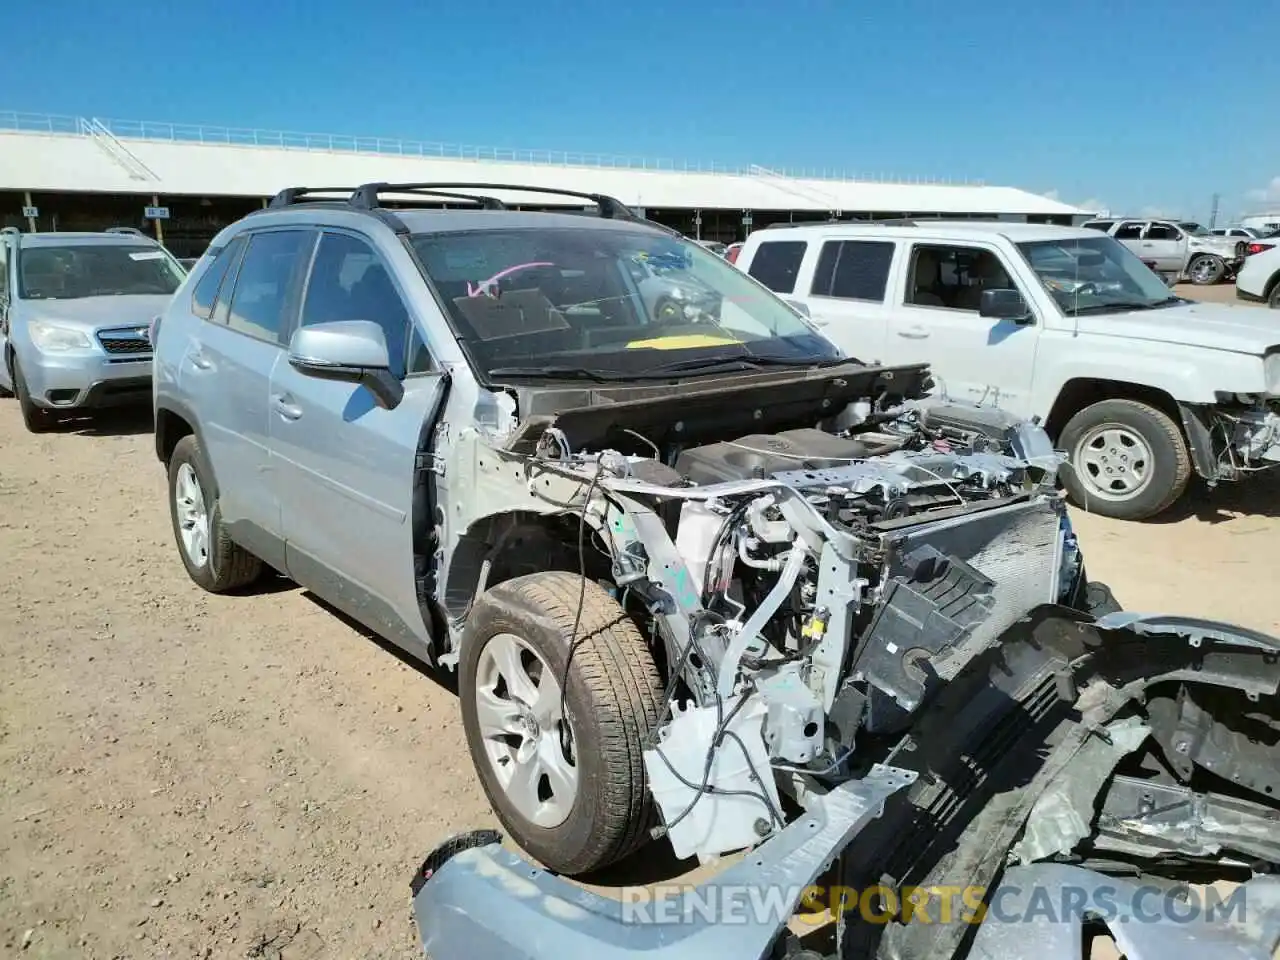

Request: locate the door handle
(897, 326), (930, 339)
(273, 393), (303, 421)
(188, 349), (213, 370)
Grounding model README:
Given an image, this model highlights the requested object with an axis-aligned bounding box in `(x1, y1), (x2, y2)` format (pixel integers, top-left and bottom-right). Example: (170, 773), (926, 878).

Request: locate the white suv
(1236, 243), (1280, 308)
(733, 220), (1280, 520)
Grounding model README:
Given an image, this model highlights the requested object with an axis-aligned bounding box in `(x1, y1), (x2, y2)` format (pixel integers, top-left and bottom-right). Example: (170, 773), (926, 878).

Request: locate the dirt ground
(1, 283), (1276, 958)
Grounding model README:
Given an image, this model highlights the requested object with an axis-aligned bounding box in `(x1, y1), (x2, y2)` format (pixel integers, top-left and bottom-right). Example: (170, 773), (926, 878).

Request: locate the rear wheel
(1188, 254), (1225, 285)
(13, 358), (57, 433)
(1269, 280), (1280, 309)
(459, 572), (663, 876)
(1059, 399), (1190, 520)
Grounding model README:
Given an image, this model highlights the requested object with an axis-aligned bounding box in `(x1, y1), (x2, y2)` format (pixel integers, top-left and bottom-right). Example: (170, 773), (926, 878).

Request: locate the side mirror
(979, 288), (1034, 325)
(287, 319), (404, 409)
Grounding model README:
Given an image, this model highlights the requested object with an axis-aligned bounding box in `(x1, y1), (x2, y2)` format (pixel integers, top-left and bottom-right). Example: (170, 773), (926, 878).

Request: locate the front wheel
(1059, 399), (1191, 520)
(459, 572), (663, 876)
(1187, 254), (1226, 285)
(1269, 282), (1280, 309)
(166, 434), (264, 592)
(12, 357), (57, 433)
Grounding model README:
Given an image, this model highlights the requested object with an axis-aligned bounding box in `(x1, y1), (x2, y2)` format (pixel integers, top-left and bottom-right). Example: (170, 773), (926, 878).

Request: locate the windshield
(1017, 235), (1181, 316)
(408, 226), (841, 379)
(17, 244), (185, 300)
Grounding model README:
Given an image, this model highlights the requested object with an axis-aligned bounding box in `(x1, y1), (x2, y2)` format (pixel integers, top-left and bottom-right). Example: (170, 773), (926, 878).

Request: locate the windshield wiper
(487, 366), (628, 382)
(640, 353), (854, 375)
(1070, 301), (1165, 315)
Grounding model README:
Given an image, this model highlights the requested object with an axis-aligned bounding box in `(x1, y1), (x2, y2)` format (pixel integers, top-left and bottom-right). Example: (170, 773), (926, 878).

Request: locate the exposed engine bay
(422, 360), (1280, 960)
(507, 391), (1079, 862)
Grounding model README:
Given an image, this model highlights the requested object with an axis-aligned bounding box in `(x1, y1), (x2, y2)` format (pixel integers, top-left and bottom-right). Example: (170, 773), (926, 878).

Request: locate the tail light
(1246, 242), (1274, 257)
(726, 245), (742, 264)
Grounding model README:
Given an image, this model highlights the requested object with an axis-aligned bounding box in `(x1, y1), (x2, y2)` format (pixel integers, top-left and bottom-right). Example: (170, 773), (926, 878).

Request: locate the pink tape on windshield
(466, 261), (556, 297)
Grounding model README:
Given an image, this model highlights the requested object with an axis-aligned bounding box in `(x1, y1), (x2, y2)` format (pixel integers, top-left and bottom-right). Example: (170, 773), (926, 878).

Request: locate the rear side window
(746, 240), (807, 294)
(0, 243), (8, 300)
(191, 237), (244, 320)
(224, 230), (314, 344)
(810, 240), (895, 302)
(1113, 223), (1143, 240)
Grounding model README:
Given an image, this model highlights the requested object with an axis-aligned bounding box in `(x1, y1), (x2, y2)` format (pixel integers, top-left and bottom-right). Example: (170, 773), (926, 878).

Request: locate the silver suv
(0, 226), (186, 431)
(153, 182), (1123, 877)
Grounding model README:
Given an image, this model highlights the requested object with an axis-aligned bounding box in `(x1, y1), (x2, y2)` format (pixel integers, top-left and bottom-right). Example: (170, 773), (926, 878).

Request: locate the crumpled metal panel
(412, 765), (915, 960)
(969, 864), (1280, 960)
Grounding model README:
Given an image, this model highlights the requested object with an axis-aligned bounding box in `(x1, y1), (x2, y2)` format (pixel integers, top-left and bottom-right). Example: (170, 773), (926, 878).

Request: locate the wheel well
(442, 511), (604, 621)
(155, 408), (194, 465)
(1043, 379), (1183, 441)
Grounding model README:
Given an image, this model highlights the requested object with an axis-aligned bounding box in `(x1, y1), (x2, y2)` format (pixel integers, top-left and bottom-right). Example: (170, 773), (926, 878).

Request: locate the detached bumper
(21, 350), (151, 410)
(411, 766), (915, 960)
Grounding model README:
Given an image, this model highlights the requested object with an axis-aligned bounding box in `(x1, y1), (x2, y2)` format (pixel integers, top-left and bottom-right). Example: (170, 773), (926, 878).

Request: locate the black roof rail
(105, 226), (148, 237)
(349, 182), (639, 221)
(349, 183), (509, 210)
(268, 186), (362, 208)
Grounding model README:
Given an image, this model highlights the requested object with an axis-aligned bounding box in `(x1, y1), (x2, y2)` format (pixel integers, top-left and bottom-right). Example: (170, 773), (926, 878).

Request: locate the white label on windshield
(129, 251), (165, 261)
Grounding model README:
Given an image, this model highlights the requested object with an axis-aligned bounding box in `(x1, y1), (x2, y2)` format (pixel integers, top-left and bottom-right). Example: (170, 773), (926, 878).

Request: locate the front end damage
(1180, 395), (1280, 485)
(413, 614), (1280, 960)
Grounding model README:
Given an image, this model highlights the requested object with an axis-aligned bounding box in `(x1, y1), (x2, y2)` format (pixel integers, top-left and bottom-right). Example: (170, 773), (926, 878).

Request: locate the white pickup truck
(733, 220), (1280, 520)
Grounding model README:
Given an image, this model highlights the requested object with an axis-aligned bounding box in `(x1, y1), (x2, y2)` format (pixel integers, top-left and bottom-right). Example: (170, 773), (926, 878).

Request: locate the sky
(1, 0), (1275, 222)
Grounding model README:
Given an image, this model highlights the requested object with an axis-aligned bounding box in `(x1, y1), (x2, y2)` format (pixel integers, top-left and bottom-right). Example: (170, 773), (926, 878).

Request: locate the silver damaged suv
(1, 226), (186, 431)
(152, 182), (1139, 878)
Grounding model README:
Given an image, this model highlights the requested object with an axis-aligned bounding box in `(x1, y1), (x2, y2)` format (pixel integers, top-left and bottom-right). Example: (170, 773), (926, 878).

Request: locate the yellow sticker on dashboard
(625, 334), (741, 350)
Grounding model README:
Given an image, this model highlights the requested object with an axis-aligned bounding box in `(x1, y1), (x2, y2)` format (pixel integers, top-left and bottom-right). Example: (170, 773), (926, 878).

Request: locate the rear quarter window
(745, 240), (807, 294)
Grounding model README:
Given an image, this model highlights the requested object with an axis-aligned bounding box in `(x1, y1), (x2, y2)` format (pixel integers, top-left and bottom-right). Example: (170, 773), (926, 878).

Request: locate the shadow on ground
(50, 407), (155, 437)
(1145, 474), (1280, 525)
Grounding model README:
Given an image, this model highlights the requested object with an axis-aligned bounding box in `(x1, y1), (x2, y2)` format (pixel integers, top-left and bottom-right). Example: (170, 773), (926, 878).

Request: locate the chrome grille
(96, 327), (152, 356)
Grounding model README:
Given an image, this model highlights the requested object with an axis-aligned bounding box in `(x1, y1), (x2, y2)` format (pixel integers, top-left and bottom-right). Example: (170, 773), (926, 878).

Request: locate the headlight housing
(28, 320), (93, 352)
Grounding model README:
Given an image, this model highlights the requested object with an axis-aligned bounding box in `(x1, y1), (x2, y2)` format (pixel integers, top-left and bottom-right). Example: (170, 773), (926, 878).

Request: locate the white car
(1212, 226), (1265, 239)
(733, 220), (1280, 520)
(1236, 243), (1280, 308)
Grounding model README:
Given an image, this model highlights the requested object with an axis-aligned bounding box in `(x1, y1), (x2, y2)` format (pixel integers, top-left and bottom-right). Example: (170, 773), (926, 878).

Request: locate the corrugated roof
(0, 129), (1087, 217)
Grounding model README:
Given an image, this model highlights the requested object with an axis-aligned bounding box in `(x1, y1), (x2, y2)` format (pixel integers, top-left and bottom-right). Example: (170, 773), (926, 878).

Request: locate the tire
(1269, 280), (1280, 309)
(12, 357), (58, 433)
(166, 434), (263, 592)
(1187, 254), (1225, 285)
(459, 572), (663, 876)
(1059, 399), (1191, 520)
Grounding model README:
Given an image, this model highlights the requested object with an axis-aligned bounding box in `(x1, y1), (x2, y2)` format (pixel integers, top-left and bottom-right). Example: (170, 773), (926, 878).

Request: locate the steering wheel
(1073, 281), (1100, 296)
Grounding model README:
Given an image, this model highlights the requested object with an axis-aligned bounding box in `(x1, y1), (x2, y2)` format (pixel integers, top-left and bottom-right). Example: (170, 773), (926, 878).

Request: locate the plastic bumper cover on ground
(411, 765), (916, 960)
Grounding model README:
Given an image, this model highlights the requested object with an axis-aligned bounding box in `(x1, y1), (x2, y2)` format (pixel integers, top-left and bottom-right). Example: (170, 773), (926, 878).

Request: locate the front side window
(299, 232), (415, 378)
(17, 243), (185, 300)
(745, 240), (807, 293)
(1081, 220), (1114, 232)
(905, 244), (1015, 312)
(810, 240), (895, 302)
(224, 230), (313, 343)
(1144, 223), (1182, 241)
(1017, 235), (1182, 317)
(408, 226), (838, 380)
